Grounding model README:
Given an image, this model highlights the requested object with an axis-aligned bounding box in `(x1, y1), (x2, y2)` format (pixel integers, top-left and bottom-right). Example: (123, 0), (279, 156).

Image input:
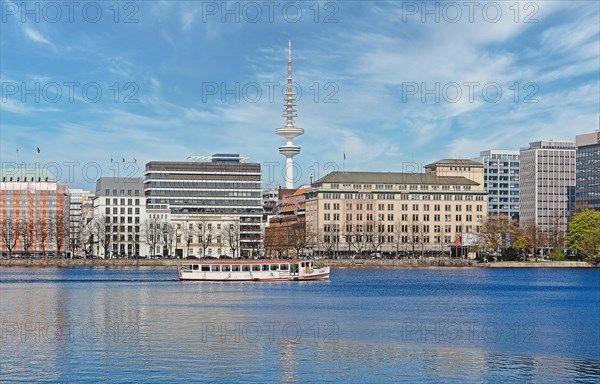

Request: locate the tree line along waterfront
(1, 209), (598, 265)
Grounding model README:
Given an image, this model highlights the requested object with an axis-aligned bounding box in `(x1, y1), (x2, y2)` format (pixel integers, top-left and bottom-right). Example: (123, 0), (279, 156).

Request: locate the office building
(575, 132), (600, 210)
(144, 154), (263, 258)
(304, 159), (488, 255)
(519, 140), (576, 236)
(477, 150), (520, 221)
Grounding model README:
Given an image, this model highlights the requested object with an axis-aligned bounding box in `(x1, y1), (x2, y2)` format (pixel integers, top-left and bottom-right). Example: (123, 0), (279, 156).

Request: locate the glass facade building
(477, 150), (520, 221)
(576, 132), (600, 210)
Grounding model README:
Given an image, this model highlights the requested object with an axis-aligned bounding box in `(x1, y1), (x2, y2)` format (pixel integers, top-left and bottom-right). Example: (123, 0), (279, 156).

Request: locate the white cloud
(22, 26), (52, 46)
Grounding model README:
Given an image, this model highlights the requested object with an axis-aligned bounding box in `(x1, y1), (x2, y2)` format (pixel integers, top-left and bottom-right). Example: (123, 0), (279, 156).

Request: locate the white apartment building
(519, 140), (576, 235)
(91, 177), (149, 258)
(67, 189), (94, 257)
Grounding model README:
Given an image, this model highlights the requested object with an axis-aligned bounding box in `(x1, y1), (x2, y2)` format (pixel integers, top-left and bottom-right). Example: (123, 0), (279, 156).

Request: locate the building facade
(67, 188), (94, 257)
(264, 186), (309, 257)
(304, 160), (488, 256)
(144, 154), (263, 258)
(91, 177), (148, 258)
(477, 150), (520, 221)
(519, 140), (576, 236)
(575, 132), (600, 210)
(0, 168), (69, 257)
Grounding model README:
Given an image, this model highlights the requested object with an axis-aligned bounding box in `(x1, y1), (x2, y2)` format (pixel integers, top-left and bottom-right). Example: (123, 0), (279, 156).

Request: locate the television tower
(275, 40), (304, 189)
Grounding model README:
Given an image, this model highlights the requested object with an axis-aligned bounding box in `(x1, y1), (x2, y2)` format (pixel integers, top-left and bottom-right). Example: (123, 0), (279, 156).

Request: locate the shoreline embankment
(0, 259), (595, 269)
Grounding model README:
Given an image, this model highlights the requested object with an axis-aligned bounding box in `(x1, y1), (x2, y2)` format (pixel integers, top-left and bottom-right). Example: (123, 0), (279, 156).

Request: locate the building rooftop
(313, 171), (478, 186)
(1, 167), (58, 182)
(425, 159), (483, 168)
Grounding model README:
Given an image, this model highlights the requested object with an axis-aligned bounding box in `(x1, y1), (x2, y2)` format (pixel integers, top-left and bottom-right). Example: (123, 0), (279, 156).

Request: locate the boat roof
(179, 259), (310, 265)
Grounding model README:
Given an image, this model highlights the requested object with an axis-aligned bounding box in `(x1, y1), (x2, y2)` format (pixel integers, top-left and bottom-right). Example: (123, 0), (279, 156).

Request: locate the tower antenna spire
(276, 40), (304, 189)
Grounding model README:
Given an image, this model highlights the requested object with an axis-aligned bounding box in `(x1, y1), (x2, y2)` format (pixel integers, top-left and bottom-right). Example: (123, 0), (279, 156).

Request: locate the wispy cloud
(22, 26), (52, 46)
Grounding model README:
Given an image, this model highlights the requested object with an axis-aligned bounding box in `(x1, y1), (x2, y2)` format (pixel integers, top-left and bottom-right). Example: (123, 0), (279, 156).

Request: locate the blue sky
(1, 0), (598, 189)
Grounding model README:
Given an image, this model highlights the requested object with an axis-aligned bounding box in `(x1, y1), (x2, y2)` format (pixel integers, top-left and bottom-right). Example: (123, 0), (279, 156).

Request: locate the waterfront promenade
(0, 258), (594, 268)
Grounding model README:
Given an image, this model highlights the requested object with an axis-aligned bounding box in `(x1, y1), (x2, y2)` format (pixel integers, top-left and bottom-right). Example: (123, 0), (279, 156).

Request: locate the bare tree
(351, 222), (369, 257)
(223, 221), (241, 258)
(50, 213), (66, 258)
(162, 223), (176, 257)
(93, 215), (111, 258)
(289, 222), (307, 258)
(181, 222), (193, 259)
(392, 220), (405, 258)
(196, 219), (214, 259)
(142, 217), (162, 258)
(368, 220), (387, 256)
(20, 218), (35, 256)
(36, 219), (49, 258)
(0, 216), (19, 258)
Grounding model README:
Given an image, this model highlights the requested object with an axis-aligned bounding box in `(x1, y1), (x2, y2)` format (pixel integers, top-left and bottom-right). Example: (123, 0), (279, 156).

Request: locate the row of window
(330, 184), (473, 191)
(323, 213), (483, 222)
(323, 203), (483, 212)
(104, 189), (141, 197)
(183, 263), (291, 272)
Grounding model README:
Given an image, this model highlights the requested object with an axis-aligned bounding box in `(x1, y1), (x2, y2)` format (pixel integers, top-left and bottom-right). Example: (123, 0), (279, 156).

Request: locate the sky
(1, 0), (599, 189)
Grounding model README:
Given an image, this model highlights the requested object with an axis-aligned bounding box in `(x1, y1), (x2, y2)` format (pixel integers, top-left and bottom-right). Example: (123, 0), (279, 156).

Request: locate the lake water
(1, 267), (599, 383)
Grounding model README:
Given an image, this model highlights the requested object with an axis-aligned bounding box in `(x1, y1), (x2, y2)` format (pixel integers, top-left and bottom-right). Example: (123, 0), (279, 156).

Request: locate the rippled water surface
(1, 267), (599, 383)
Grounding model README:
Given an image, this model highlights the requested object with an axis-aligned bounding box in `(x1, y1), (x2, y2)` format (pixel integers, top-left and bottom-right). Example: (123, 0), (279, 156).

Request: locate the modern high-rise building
(92, 177), (148, 258)
(477, 150), (520, 221)
(575, 132), (600, 210)
(304, 159), (488, 256)
(144, 154), (263, 257)
(275, 40), (304, 189)
(519, 140), (576, 236)
(0, 167), (69, 257)
(67, 188), (94, 257)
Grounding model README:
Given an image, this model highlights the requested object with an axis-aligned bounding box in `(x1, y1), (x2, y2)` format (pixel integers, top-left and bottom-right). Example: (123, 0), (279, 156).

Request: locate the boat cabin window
(242, 265), (250, 272)
(301, 262), (305, 267)
(270, 264), (279, 271)
(222, 265), (231, 272)
(192, 265), (199, 270)
(252, 265), (261, 272)
(280, 264), (289, 271)
(232, 265), (241, 272)
(262, 265), (270, 271)
(201, 265), (210, 272)
(182, 265), (192, 270)
(211, 265), (220, 272)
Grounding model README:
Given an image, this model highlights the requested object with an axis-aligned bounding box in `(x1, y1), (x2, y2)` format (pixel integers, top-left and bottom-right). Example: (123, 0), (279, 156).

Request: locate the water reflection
(1, 267), (598, 383)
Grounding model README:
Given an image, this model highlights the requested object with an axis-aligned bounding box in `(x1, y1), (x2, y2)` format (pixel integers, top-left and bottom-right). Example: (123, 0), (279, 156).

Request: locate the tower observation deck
(275, 40), (304, 189)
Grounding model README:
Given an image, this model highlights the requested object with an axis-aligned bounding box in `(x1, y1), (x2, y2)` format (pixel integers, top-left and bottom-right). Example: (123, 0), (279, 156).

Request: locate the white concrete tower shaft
(275, 40), (304, 189)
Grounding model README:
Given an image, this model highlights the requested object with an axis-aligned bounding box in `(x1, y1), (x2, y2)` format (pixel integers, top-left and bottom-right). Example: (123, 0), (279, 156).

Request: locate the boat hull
(178, 259), (330, 282)
(179, 269), (330, 282)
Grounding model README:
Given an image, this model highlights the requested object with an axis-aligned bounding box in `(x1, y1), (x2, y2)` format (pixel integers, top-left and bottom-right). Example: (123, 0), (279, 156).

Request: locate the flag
(343, 152), (346, 161)
(111, 157), (113, 163)
(122, 157), (125, 162)
(16, 147), (19, 154)
(36, 147), (40, 154)
(133, 158), (137, 163)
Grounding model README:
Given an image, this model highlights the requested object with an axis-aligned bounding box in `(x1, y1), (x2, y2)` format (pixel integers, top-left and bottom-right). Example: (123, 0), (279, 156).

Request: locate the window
(252, 265), (261, 271)
(211, 265), (220, 272)
(242, 265), (251, 272)
(271, 264), (279, 271)
(201, 265), (210, 272)
(222, 265), (231, 272)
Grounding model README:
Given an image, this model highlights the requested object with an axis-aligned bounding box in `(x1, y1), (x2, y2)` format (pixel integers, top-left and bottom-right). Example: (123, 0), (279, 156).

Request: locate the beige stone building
(304, 160), (488, 256)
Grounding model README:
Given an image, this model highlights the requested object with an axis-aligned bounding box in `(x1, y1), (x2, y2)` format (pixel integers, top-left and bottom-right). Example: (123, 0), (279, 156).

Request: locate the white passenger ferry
(178, 259), (330, 282)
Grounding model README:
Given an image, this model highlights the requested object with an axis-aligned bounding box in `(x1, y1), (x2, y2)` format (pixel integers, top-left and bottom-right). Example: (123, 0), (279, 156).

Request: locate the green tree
(512, 235), (533, 259)
(567, 209), (600, 261)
